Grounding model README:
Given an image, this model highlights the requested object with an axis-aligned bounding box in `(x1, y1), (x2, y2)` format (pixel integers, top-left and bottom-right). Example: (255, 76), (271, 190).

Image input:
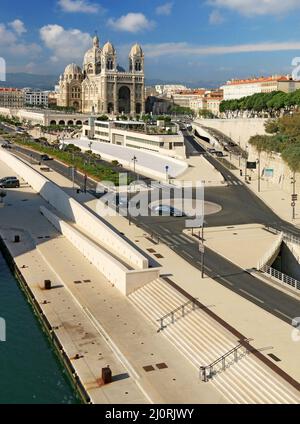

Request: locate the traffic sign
(292, 194), (298, 201)
(199, 243), (205, 254)
(291, 202), (296, 207)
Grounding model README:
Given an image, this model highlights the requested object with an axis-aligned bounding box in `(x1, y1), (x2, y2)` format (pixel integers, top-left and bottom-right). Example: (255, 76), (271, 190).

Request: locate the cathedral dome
(64, 63), (82, 75)
(83, 46), (102, 67)
(130, 43), (143, 56)
(102, 41), (115, 55)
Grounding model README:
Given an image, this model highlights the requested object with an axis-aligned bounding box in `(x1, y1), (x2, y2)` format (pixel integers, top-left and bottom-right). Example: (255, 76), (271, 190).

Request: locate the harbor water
(0, 251), (80, 404)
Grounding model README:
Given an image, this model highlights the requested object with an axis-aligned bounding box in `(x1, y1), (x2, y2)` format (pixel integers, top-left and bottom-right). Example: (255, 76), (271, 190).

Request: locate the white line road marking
(172, 235), (187, 243)
(183, 251), (194, 259)
(220, 277), (234, 286)
(239, 289), (264, 304)
(163, 228), (171, 234)
(180, 234), (195, 244)
(274, 309), (292, 320)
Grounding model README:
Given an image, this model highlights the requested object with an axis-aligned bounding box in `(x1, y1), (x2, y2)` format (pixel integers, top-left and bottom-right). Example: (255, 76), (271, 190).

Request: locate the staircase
(129, 279), (300, 404)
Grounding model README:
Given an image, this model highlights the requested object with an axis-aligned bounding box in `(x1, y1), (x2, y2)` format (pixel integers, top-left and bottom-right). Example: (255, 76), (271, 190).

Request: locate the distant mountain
(146, 78), (225, 89)
(1, 73), (58, 90)
(0, 73), (224, 91)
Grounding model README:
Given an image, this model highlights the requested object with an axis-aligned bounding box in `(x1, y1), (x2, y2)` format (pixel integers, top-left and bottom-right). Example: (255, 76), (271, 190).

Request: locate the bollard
(102, 366), (112, 385)
(14, 235), (20, 243)
(44, 280), (51, 290)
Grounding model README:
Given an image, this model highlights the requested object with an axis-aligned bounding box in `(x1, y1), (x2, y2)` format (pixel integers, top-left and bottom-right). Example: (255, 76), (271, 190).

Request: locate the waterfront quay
(0, 153), (227, 404)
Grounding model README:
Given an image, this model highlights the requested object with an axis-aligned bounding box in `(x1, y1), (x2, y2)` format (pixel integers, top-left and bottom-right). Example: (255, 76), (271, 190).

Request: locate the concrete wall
(280, 242), (300, 281)
(40, 206), (160, 296)
(193, 118), (267, 150)
(247, 146), (300, 194)
(0, 149), (149, 270)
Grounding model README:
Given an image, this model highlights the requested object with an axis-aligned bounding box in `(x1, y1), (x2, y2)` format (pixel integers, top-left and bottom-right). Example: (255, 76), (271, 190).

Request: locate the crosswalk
(225, 176), (244, 186)
(129, 279), (300, 404)
(156, 228), (196, 247)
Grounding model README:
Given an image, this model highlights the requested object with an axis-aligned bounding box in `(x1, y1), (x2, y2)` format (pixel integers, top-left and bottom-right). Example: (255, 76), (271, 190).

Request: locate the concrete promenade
(15, 154), (300, 394)
(0, 157), (228, 404)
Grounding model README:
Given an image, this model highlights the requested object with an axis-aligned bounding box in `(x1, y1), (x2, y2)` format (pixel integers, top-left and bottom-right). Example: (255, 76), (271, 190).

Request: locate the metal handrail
(261, 264), (300, 291)
(157, 299), (198, 331)
(265, 226), (300, 246)
(200, 338), (253, 382)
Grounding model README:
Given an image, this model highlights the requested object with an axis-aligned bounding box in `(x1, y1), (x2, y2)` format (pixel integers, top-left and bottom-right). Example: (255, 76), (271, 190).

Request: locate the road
(1, 124), (300, 324)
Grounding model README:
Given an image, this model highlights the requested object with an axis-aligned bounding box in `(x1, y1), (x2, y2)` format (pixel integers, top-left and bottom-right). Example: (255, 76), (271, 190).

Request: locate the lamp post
(256, 155), (261, 193)
(244, 145), (249, 182)
(291, 172), (297, 220)
(165, 165), (169, 183)
(132, 155), (138, 190)
(199, 224), (205, 279)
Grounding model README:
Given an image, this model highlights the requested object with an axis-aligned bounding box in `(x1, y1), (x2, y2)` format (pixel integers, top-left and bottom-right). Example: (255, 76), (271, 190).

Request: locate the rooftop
(225, 75), (293, 86)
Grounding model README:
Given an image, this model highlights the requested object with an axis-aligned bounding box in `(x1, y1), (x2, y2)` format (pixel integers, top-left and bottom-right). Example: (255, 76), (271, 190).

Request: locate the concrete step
(129, 279), (300, 404)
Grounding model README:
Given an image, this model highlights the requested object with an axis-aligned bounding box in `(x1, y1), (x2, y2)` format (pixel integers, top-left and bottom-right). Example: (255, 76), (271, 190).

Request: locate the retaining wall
(40, 206), (159, 295)
(0, 150), (148, 270)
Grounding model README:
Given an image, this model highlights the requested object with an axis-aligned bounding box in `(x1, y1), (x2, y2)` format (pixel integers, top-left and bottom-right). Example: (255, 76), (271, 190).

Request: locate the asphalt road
(2, 125), (300, 325)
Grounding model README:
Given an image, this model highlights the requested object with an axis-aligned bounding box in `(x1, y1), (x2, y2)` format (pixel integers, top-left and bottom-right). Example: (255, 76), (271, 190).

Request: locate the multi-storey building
(57, 35), (145, 116)
(0, 87), (24, 108)
(23, 89), (50, 107)
(172, 89), (206, 108)
(155, 84), (188, 98)
(222, 75), (300, 100)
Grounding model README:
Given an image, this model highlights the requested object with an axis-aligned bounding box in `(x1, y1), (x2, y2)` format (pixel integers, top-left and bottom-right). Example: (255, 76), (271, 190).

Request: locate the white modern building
(82, 119), (186, 159)
(222, 75), (300, 101)
(23, 89), (50, 107)
(155, 84), (188, 98)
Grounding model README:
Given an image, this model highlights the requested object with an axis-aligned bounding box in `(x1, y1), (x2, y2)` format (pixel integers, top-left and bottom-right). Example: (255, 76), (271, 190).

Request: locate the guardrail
(265, 226), (300, 246)
(157, 299), (198, 332)
(199, 338), (253, 382)
(261, 264), (300, 291)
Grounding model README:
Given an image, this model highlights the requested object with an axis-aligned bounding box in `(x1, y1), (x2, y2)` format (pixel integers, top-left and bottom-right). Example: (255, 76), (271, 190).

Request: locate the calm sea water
(0, 252), (80, 404)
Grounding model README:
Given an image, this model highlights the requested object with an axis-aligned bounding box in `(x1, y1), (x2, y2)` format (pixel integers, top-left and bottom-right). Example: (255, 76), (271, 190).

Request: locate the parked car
(40, 154), (53, 161)
(0, 176), (18, 183)
(153, 205), (185, 217)
(0, 178), (20, 188)
(1, 143), (12, 149)
(207, 148), (216, 154)
(215, 151), (225, 157)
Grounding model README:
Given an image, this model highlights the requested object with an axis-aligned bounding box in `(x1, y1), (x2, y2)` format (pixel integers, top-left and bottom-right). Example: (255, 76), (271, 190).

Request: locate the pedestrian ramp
(129, 278), (300, 404)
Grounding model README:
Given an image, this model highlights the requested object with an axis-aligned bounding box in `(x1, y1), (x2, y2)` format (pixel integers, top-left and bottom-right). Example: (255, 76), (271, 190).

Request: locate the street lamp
(256, 155), (261, 193)
(165, 165), (169, 183)
(244, 145), (249, 182)
(291, 172), (297, 220)
(132, 155), (138, 189)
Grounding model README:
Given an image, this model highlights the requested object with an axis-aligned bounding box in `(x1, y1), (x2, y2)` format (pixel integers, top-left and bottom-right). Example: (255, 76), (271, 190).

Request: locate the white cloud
(58, 0), (101, 14)
(40, 24), (91, 63)
(209, 10), (225, 24)
(208, 0), (300, 16)
(9, 19), (27, 36)
(156, 2), (173, 16)
(108, 13), (155, 33)
(0, 23), (40, 57)
(142, 40), (300, 58)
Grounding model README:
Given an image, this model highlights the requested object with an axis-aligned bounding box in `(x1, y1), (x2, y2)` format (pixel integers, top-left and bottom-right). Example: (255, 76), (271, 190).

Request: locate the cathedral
(57, 35), (145, 116)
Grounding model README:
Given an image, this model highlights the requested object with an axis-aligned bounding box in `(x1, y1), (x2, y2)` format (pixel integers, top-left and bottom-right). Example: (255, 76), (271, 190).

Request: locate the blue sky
(1, 0), (300, 85)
